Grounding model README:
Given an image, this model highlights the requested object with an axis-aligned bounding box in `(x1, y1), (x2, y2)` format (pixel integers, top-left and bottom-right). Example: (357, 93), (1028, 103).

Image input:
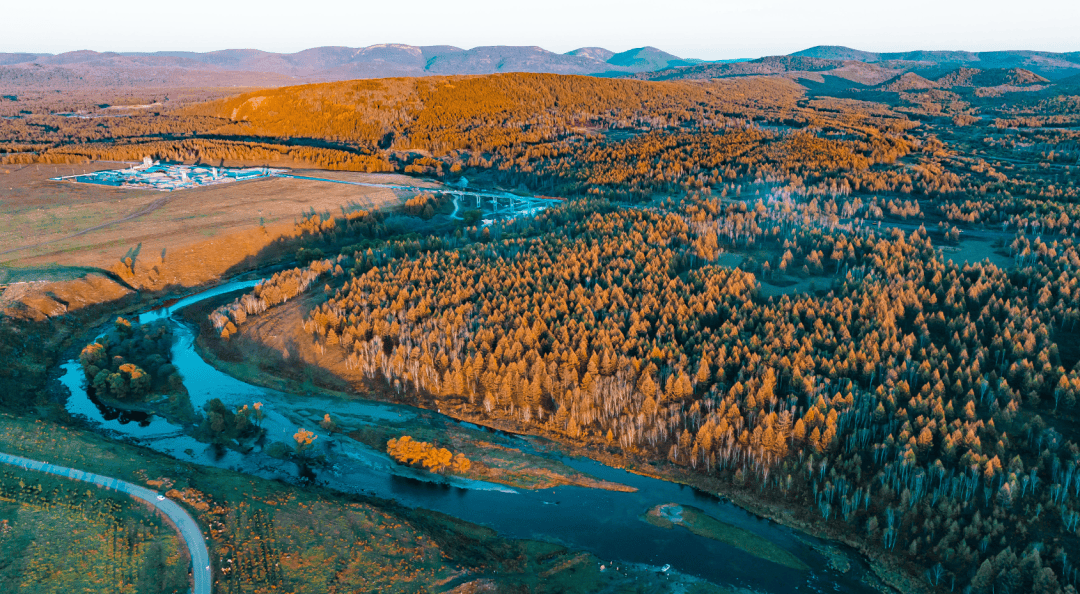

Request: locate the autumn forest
(180, 71), (1080, 594)
(4, 61), (1080, 594)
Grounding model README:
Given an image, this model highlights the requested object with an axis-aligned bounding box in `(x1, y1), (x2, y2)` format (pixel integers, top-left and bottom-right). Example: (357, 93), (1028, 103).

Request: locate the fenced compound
(51, 159), (282, 192)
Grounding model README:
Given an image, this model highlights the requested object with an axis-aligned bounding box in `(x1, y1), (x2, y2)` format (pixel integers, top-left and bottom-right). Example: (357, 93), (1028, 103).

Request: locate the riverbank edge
(177, 302), (636, 494)
(641, 502), (811, 572)
(183, 293), (922, 594)
(16, 279), (698, 594)
(35, 247), (918, 594)
(456, 419), (924, 594)
(24, 276), (276, 587)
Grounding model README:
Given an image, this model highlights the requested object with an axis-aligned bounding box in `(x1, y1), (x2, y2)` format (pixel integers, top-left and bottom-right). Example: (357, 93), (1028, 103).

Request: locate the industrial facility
(51, 158), (281, 191)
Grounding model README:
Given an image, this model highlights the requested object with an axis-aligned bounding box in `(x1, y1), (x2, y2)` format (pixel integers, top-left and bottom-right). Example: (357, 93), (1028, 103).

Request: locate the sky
(2, 0), (1078, 59)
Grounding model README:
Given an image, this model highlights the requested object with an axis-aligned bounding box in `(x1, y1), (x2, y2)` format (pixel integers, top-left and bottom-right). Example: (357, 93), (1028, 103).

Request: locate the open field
(0, 162), (451, 322)
(0, 163), (437, 273)
(0, 460), (190, 593)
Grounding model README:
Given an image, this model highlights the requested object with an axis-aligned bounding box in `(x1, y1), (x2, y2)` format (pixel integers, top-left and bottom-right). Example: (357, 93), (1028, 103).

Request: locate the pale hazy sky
(2, 0), (1077, 59)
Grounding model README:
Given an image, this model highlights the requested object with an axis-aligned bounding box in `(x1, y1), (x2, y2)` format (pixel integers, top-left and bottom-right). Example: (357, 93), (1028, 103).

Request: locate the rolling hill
(0, 44), (701, 91)
(934, 67), (1050, 87)
(605, 47), (694, 71)
(630, 56), (845, 81)
(791, 46), (1080, 80)
(629, 46), (1078, 101)
(873, 72), (939, 92)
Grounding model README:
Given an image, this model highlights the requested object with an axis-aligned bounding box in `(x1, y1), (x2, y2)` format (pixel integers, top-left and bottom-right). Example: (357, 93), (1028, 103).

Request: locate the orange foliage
(386, 436), (471, 474)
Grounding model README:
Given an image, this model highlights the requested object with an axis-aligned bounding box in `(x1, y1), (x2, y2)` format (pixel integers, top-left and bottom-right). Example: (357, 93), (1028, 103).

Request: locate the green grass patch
(0, 413), (684, 592)
(0, 466), (188, 593)
(642, 503), (809, 571)
(340, 411), (633, 491)
(0, 263), (100, 284)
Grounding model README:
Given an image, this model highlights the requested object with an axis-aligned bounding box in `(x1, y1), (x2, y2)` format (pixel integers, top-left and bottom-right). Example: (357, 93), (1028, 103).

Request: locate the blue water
(62, 280), (887, 594)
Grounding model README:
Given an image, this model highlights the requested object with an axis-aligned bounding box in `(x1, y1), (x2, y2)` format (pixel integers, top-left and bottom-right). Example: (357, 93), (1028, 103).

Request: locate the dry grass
(0, 273), (133, 321)
(0, 163), (441, 318)
(0, 164), (426, 270)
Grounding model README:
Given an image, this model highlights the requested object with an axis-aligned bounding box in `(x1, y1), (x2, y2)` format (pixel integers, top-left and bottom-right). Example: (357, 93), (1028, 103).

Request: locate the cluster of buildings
(52, 158), (281, 192)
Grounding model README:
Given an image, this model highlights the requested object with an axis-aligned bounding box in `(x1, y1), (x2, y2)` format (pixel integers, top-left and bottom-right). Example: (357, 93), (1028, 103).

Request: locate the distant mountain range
(0, 45), (699, 89)
(2, 43), (1077, 93)
(791, 46), (1080, 71)
(633, 46), (1080, 90)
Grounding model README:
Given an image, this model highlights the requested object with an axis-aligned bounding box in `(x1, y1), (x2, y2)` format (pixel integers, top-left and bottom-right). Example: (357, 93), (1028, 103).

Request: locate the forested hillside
(180, 74), (805, 152)
(8, 70), (1076, 231)
(217, 192), (1080, 594)
(178, 70), (1080, 594)
(10, 26), (1080, 594)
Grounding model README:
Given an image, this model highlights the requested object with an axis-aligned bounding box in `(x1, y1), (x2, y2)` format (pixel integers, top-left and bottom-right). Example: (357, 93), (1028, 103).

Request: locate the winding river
(61, 280), (888, 594)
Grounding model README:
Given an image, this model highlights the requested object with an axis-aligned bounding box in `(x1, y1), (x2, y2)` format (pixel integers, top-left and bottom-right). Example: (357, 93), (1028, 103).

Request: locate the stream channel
(60, 279), (889, 594)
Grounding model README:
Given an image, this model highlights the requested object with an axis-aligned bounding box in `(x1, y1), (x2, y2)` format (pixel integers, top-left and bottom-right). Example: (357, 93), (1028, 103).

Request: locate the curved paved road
(0, 451), (211, 594)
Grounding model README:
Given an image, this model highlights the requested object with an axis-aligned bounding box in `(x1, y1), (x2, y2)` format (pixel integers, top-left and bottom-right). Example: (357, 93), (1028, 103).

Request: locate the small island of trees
(77, 317), (193, 423)
(387, 436), (471, 474)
